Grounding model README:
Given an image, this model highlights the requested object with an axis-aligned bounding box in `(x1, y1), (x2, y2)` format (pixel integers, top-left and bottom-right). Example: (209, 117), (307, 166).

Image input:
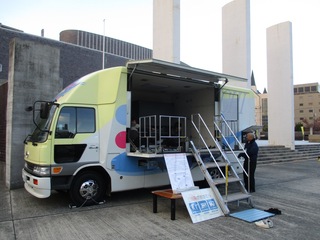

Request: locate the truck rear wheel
(209, 168), (222, 179)
(69, 171), (106, 206)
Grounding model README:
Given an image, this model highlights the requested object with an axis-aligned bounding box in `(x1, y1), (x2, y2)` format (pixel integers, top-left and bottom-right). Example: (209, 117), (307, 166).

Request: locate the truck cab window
(55, 107), (76, 138)
(55, 107), (95, 138)
(77, 108), (95, 133)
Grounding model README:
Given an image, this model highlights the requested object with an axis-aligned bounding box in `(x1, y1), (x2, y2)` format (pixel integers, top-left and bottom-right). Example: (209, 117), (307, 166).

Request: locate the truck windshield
(28, 104), (57, 143)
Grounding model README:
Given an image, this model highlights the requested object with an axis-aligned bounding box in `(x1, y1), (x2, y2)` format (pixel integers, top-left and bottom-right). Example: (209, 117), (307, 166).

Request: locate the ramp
(230, 209), (274, 222)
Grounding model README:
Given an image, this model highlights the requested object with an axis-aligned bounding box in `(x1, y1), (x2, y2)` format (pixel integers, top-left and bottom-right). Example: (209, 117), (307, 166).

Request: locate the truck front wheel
(69, 171), (106, 207)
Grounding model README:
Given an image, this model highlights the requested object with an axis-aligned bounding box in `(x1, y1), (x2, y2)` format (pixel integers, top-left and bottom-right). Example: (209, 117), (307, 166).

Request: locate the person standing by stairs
(238, 132), (259, 192)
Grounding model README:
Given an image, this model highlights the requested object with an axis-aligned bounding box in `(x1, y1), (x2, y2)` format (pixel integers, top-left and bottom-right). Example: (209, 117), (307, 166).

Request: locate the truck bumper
(22, 169), (51, 198)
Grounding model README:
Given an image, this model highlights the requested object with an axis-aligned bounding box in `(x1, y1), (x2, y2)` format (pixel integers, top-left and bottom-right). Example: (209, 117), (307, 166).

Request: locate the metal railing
(159, 115), (186, 152)
(214, 114), (249, 177)
(138, 115), (186, 153)
(139, 115), (157, 153)
(191, 114), (226, 179)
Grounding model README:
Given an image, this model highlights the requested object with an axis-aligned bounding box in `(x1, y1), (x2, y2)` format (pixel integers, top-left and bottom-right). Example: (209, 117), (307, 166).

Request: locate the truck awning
(126, 59), (246, 87)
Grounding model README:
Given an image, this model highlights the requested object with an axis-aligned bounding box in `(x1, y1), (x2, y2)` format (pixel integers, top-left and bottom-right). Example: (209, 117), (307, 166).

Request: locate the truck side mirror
(40, 102), (50, 119)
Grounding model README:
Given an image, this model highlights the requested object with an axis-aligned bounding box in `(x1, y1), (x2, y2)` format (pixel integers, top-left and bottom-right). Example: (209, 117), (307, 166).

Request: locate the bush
(295, 122), (303, 131)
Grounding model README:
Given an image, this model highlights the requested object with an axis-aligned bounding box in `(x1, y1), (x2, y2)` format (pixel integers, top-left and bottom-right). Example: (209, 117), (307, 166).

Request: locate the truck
(22, 59), (255, 206)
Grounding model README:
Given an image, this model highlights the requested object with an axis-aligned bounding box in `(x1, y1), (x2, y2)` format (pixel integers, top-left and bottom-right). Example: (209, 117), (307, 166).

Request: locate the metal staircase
(190, 113), (252, 215)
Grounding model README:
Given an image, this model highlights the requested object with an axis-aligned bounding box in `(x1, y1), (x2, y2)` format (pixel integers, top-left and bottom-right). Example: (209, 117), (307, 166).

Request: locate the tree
(262, 124), (268, 132)
(295, 122), (303, 131)
(302, 117), (320, 131)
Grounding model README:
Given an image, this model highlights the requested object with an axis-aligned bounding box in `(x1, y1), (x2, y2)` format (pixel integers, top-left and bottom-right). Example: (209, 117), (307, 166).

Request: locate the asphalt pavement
(1, 158), (320, 240)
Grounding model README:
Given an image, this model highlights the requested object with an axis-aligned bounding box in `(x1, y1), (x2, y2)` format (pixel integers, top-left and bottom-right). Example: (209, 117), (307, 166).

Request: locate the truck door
(53, 106), (99, 165)
(221, 92), (238, 121)
(220, 91), (239, 148)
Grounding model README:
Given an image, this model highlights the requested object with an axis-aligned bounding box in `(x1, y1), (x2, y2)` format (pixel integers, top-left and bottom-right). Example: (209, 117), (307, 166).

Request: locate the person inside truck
(129, 118), (140, 151)
(237, 132), (259, 192)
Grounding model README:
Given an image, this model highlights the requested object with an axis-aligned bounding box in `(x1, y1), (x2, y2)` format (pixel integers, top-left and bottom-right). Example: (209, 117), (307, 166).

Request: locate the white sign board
(182, 188), (223, 223)
(164, 153), (195, 193)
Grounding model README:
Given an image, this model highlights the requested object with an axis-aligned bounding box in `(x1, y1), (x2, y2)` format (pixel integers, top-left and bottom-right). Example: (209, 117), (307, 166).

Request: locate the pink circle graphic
(115, 131), (126, 149)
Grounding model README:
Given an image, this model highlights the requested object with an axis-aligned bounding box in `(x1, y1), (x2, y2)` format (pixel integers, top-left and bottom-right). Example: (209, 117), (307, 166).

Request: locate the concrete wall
(0, 82), (7, 162)
(0, 82), (8, 181)
(6, 39), (62, 188)
(267, 22), (294, 149)
(222, 0), (251, 87)
(0, 28), (129, 91)
(153, 0), (180, 63)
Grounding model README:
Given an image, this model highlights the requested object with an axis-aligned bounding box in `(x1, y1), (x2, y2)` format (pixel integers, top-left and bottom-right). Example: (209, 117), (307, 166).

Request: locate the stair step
(223, 192), (251, 203)
(255, 143), (320, 164)
(212, 177), (240, 185)
(204, 162), (227, 168)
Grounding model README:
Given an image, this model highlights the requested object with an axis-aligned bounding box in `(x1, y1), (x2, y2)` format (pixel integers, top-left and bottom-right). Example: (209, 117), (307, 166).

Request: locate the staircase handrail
(220, 114), (249, 157)
(214, 114), (249, 177)
(191, 114), (227, 179)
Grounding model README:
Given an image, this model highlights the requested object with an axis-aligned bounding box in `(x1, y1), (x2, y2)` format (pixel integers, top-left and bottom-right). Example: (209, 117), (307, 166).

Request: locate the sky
(1, 0), (320, 92)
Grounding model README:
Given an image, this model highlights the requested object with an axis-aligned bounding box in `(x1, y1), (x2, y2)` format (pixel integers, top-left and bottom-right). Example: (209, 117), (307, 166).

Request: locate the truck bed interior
(126, 59), (231, 154)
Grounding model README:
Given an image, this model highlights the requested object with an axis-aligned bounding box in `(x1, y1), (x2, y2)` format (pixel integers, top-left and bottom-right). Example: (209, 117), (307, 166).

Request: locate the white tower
(267, 22), (294, 149)
(222, 0), (251, 88)
(153, 0), (180, 63)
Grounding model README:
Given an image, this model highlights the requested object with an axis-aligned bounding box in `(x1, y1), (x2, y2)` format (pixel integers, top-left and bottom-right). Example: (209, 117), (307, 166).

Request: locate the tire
(208, 168), (221, 179)
(69, 171), (107, 206)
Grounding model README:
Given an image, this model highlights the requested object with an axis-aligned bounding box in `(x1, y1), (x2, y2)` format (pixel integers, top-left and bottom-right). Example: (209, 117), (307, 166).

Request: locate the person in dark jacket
(238, 132), (259, 192)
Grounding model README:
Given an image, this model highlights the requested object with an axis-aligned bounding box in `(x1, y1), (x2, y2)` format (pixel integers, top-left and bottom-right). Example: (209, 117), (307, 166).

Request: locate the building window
(305, 86), (310, 92)
(262, 115), (268, 126)
(300, 110), (304, 113)
(262, 99), (268, 113)
(298, 87), (304, 93)
(311, 86), (317, 92)
(294, 88), (297, 93)
(309, 109), (313, 112)
(299, 103), (303, 106)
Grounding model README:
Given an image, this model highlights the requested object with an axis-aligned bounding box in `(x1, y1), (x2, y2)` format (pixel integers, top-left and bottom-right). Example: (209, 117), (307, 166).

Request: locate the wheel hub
(79, 180), (98, 199)
(209, 168), (221, 179)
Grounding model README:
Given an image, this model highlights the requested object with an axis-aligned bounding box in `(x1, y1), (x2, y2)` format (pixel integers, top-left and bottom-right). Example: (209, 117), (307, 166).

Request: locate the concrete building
(294, 82), (320, 125)
(259, 89), (268, 129)
(60, 30), (152, 64)
(250, 72), (264, 130)
(257, 82), (320, 132)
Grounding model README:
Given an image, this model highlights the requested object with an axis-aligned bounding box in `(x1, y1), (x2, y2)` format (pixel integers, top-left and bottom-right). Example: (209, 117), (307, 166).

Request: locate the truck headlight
(33, 166), (50, 176)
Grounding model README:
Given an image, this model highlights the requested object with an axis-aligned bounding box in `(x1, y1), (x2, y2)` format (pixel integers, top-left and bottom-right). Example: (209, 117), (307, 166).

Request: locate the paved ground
(1, 158), (320, 240)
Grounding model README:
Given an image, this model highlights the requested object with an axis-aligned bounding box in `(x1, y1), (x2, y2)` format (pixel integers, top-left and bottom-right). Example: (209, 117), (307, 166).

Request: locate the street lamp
(102, 19), (106, 69)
